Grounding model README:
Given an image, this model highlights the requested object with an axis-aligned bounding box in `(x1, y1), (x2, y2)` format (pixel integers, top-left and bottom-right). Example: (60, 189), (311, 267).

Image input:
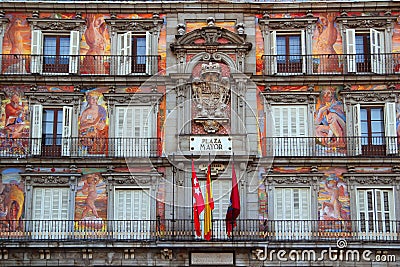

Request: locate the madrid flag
(225, 163), (240, 236)
(191, 160), (205, 237)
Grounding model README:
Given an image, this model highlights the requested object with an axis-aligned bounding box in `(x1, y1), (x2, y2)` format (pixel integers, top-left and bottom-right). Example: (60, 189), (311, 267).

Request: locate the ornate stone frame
(343, 172), (400, 220)
(102, 172), (162, 220)
(263, 173), (323, 220)
(21, 171), (81, 220)
(103, 92), (164, 139)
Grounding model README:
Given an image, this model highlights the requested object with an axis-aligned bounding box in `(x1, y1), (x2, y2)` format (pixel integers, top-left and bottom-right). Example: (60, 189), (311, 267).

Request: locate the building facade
(0, 0), (399, 266)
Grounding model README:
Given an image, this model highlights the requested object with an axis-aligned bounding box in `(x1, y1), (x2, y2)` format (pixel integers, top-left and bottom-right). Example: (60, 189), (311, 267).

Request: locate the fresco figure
(2, 18), (29, 74)
(79, 94), (108, 154)
(0, 184), (24, 231)
(82, 14), (108, 74)
(315, 13), (340, 73)
(322, 178), (342, 219)
(4, 94), (26, 138)
(319, 174), (349, 222)
(81, 174), (100, 219)
(315, 88), (346, 148)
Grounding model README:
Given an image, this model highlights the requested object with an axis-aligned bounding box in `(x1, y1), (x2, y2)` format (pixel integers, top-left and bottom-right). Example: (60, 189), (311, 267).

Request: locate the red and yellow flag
(204, 164), (214, 240)
(191, 160), (205, 237)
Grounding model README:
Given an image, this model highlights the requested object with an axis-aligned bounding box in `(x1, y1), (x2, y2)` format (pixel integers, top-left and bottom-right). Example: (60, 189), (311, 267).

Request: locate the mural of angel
(319, 174), (349, 221)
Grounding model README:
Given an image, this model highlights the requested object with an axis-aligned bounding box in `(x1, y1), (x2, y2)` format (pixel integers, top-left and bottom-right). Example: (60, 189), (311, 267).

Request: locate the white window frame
(270, 30), (306, 75)
(273, 187), (311, 240)
(271, 104), (310, 156)
(30, 104), (73, 156)
(30, 29), (80, 74)
(351, 102), (398, 155)
(356, 187), (395, 240)
(31, 187), (71, 239)
(345, 28), (385, 74)
(116, 31), (153, 75)
(114, 106), (155, 157)
(113, 186), (151, 239)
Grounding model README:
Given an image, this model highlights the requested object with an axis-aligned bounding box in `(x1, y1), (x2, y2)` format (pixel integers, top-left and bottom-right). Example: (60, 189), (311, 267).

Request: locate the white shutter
(31, 104), (43, 155)
(384, 102), (398, 154)
(117, 34), (124, 75)
(31, 30), (43, 74)
(270, 31), (277, 75)
(300, 30), (306, 73)
(346, 29), (356, 73)
(125, 32), (132, 75)
(61, 106), (72, 156)
(68, 30), (80, 73)
(272, 105), (308, 156)
(33, 187), (70, 219)
(370, 29), (384, 74)
(145, 31), (153, 74)
(275, 188), (310, 220)
(114, 189), (150, 239)
(352, 104), (362, 155)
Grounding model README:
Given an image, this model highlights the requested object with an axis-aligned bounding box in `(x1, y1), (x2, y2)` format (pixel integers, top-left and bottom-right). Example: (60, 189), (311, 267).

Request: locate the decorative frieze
(105, 18), (164, 35)
(341, 90), (399, 104)
(27, 18), (86, 32)
(24, 92), (84, 105)
(336, 15), (396, 30)
(343, 173), (400, 189)
(258, 17), (318, 32)
(261, 92), (319, 104)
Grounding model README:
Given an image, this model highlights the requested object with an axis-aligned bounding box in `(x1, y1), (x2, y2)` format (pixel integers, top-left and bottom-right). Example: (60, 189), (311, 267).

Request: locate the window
(274, 187), (311, 239)
(271, 105), (309, 156)
(114, 188), (151, 239)
(352, 103), (397, 155)
(357, 189), (394, 237)
(346, 29), (385, 74)
(115, 106), (154, 157)
(31, 105), (72, 157)
(117, 32), (153, 75)
(276, 34), (302, 73)
(31, 30), (80, 74)
(32, 187), (70, 238)
(271, 31), (305, 74)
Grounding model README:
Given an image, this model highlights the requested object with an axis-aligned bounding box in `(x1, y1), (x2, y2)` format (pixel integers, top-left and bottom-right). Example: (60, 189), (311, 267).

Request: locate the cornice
(26, 18), (86, 31)
(21, 172), (80, 185)
(263, 173), (323, 186)
(343, 173), (400, 186)
(102, 172), (162, 185)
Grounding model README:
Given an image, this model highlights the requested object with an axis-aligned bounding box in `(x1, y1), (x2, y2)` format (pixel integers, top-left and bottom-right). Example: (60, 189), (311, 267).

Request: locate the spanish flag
(204, 164), (214, 240)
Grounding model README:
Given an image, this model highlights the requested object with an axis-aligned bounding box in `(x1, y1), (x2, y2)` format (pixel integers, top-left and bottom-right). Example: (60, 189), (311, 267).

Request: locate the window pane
(44, 37), (57, 56)
(371, 108), (383, 120)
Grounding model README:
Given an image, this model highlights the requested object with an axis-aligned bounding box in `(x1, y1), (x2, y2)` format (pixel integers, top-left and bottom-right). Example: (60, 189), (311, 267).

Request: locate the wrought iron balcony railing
(261, 136), (399, 157)
(0, 54), (161, 76)
(262, 53), (400, 75)
(1, 219), (399, 242)
(0, 137), (160, 158)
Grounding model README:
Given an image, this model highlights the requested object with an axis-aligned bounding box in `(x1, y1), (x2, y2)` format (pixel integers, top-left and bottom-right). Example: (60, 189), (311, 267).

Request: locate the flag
(192, 160), (205, 237)
(204, 164), (214, 240)
(225, 163), (240, 236)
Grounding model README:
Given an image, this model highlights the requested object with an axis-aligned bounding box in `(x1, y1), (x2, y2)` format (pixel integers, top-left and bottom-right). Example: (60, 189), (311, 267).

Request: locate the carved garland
(106, 18), (164, 35)
(24, 92), (85, 105)
(103, 93), (164, 105)
(343, 173), (400, 188)
(261, 92), (320, 104)
(336, 16), (396, 29)
(103, 173), (160, 186)
(264, 174), (323, 190)
(258, 17), (318, 33)
(22, 173), (80, 186)
(27, 18), (86, 32)
(341, 90), (399, 103)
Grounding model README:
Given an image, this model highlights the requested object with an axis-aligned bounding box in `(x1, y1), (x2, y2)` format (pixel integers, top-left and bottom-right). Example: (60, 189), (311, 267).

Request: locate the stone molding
(27, 18), (86, 32)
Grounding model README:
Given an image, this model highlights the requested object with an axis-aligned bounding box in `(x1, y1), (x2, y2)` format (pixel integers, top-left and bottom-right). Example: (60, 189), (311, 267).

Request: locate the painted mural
(2, 13), (30, 74)
(312, 12), (342, 74)
(255, 15), (264, 75)
(0, 168), (24, 231)
(75, 173), (107, 230)
(79, 89), (109, 156)
(315, 86), (346, 155)
(0, 87), (30, 156)
(81, 14), (111, 75)
(318, 168), (351, 233)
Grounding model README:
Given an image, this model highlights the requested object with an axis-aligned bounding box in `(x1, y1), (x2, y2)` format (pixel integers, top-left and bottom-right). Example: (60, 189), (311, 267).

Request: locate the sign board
(190, 136), (232, 152)
(191, 252), (234, 265)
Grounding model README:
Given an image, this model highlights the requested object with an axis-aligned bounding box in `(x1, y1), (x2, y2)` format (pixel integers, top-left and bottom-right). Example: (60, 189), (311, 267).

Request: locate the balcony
(262, 53), (400, 76)
(0, 137), (160, 158)
(0, 54), (161, 76)
(0, 219), (398, 242)
(261, 136), (398, 157)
